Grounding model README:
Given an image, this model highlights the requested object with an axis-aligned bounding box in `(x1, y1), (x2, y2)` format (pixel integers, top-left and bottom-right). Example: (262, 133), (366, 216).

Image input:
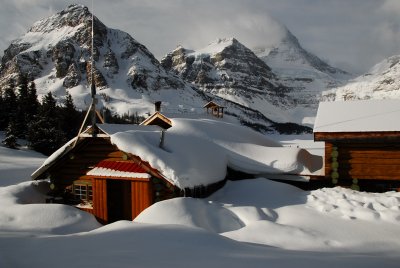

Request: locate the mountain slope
(323, 55), (400, 101)
(0, 4), (309, 134)
(161, 38), (298, 124)
(162, 31), (351, 126)
(0, 4), (192, 115)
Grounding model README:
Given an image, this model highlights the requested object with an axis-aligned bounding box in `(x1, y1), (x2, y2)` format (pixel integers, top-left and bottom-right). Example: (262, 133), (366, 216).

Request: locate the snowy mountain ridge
(0, 4), (188, 113)
(0, 4), (311, 134)
(323, 55), (400, 101)
(162, 30), (351, 126)
(161, 37), (298, 124)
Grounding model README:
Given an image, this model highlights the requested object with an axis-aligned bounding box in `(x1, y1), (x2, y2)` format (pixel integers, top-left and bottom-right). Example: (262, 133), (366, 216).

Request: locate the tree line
(0, 76), (145, 156)
(0, 76), (84, 155)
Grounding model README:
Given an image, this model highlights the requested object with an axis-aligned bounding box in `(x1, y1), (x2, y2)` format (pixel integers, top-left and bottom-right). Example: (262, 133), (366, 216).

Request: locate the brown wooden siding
(49, 138), (124, 188)
(336, 143), (400, 181)
(131, 180), (153, 219)
(93, 178), (108, 224)
(314, 131), (400, 142)
(89, 177), (154, 223)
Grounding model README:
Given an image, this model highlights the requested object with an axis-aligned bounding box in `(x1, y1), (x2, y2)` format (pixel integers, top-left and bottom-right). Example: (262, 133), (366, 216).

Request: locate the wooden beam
(314, 131), (400, 142)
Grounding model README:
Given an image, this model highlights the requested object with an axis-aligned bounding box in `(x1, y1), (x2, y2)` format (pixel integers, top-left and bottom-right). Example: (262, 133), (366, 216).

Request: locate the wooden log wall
(49, 138), (125, 189)
(333, 143), (400, 181)
(324, 142), (333, 181)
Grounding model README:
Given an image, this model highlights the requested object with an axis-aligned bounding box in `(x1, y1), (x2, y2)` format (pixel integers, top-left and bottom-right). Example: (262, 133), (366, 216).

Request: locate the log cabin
(31, 123), (227, 224)
(31, 125), (170, 224)
(203, 101), (225, 118)
(32, 116), (324, 224)
(313, 99), (400, 191)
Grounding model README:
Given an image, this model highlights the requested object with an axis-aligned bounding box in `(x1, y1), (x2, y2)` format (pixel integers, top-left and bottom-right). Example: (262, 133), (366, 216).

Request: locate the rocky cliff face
(0, 4), (186, 105)
(161, 38), (298, 124)
(162, 38), (277, 91)
(161, 30), (351, 125)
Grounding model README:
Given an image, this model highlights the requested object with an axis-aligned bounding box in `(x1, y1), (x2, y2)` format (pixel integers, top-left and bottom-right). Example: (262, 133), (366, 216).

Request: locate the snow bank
(135, 197), (244, 233)
(0, 181), (101, 234)
(0, 145), (46, 186)
(307, 187), (400, 223)
(136, 178), (400, 252)
(5, 220), (399, 268)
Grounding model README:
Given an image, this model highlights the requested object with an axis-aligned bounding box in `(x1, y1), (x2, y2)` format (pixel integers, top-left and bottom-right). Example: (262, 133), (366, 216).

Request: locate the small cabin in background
(140, 112), (172, 130)
(204, 101), (225, 118)
(314, 99), (400, 192)
(140, 101), (172, 129)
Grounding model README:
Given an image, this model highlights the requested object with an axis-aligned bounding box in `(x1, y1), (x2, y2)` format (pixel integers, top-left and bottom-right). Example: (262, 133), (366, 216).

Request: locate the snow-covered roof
(32, 119), (323, 188)
(314, 99), (400, 133)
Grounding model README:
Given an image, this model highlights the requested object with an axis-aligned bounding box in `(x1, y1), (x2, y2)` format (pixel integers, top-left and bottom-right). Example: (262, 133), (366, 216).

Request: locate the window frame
(73, 181), (93, 206)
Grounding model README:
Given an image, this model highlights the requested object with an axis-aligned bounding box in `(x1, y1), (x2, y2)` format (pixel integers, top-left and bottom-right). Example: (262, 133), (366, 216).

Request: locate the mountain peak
(29, 4), (92, 33)
(197, 37), (244, 55)
(255, 27), (349, 78)
(212, 37), (238, 45)
(0, 4), (187, 113)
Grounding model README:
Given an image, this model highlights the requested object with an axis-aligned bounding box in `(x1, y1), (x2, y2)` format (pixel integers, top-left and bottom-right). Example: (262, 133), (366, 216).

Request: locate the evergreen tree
(27, 92), (66, 155)
(40, 91), (58, 119)
(60, 92), (83, 139)
(2, 120), (18, 149)
(0, 80), (17, 130)
(26, 79), (39, 125)
(15, 75), (30, 138)
(0, 92), (4, 129)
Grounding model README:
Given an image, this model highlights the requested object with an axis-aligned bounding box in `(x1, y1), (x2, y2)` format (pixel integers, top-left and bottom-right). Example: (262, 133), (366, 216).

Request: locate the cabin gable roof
(31, 124), (165, 182)
(140, 112), (172, 129)
(203, 101), (224, 109)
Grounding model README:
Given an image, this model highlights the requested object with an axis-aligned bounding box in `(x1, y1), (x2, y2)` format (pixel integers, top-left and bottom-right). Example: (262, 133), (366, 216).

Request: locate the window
(73, 181), (93, 205)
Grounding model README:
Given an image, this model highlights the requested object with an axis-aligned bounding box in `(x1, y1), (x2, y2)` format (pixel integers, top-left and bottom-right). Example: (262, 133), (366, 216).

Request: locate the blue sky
(1, 0), (400, 74)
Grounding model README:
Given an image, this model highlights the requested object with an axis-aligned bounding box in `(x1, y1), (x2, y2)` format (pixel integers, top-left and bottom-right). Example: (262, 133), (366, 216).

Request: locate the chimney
(155, 101), (162, 112)
(159, 130), (165, 149)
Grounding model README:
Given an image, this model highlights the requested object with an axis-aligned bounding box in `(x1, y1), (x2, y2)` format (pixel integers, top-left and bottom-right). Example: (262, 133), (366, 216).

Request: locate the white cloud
(381, 0), (400, 15)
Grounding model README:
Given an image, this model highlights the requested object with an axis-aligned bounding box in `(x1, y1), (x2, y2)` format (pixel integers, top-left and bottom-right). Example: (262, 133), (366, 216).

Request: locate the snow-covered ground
(1, 133), (400, 267)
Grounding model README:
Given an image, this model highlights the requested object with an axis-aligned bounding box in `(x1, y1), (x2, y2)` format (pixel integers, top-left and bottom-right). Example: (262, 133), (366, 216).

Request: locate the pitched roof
(87, 160), (151, 179)
(140, 112), (172, 129)
(30, 124), (159, 180)
(314, 99), (400, 133)
(203, 101), (224, 109)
